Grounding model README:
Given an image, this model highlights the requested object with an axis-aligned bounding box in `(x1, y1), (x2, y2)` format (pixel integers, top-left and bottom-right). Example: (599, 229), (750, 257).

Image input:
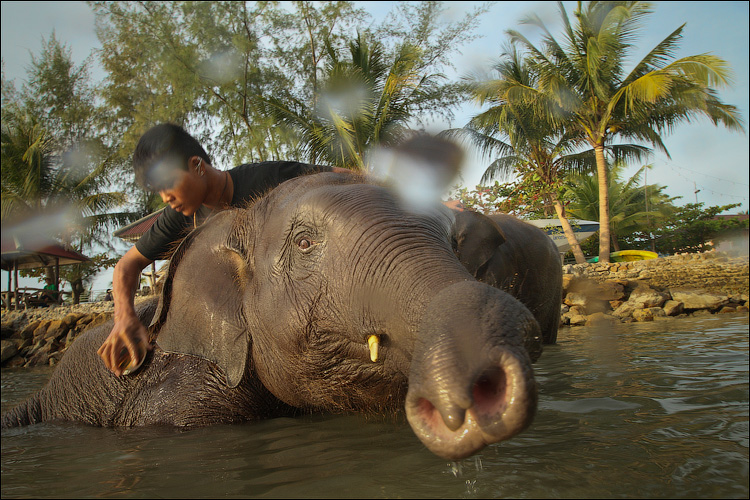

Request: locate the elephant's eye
(296, 237), (315, 252)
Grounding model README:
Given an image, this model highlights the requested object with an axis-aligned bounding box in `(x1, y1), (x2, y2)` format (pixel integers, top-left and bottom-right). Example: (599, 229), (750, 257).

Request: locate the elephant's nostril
(472, 367), (507, 417)
(417, 397), (467, 432)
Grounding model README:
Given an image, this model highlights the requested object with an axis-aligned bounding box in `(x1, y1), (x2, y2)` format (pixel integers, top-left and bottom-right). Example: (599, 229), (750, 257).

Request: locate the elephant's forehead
(292, 182), (453, 231)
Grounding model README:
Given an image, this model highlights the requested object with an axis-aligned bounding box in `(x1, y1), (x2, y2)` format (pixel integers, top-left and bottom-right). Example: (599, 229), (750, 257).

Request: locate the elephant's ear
(151, 211), (251, 388)
(452, 210), (506, 277)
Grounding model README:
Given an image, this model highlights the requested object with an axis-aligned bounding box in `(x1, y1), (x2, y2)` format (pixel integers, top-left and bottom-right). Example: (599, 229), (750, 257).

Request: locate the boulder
(585, 312), (619, 326)
(34, 320), (54, 340)
(43, 319), (71, 342)
(670, 290), (730, 310)
(568, 314), (587, 326)
(1, 339), (19, 364)
(628, 284), (668, 309)
(612, 302), (636, 319)
(19, 320), (42, 340)
(662, 300), (684, 317)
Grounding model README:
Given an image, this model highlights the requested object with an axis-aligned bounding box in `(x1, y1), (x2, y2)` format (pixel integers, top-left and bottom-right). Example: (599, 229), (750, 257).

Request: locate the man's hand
(98, 246), (155, 376)
(97, 312), (152, 376)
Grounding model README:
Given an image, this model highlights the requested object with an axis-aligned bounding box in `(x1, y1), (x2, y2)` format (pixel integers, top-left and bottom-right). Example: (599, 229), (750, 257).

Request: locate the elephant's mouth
(405, 347), (537, 460)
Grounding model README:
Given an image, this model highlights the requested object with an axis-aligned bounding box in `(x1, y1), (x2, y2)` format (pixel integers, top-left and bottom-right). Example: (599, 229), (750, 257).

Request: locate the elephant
(453, 210), (562, 344)
(2, 172), (561, 460)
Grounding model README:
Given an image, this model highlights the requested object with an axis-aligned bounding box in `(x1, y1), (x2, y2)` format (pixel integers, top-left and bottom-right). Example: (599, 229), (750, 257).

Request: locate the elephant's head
(152, 172), (540, 460)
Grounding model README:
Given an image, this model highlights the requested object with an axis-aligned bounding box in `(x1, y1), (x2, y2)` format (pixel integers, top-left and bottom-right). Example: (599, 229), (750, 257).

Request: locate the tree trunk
(594, 144), (611, 263)
(553, 199), (587, 264)
(611, 232), (621, 252)
(71, 278), (84, 305)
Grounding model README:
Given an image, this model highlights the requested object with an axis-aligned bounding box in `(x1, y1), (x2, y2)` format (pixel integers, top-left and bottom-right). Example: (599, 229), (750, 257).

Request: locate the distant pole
(694, 182), (701, 204)
(645, 168), (655, 252)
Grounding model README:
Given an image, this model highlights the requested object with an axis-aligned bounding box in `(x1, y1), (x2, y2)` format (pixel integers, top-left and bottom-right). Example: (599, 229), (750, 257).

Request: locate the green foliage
(263, 32), (446, 169)
(635, 203), (747, 254)
(2, 35), (139, 302)
(89, 1), (483, 170)
(505, 1), (745, 262)
(452, 178), (558, 218)
(446, 43), (596, 216)
(565, 163), (676, 251)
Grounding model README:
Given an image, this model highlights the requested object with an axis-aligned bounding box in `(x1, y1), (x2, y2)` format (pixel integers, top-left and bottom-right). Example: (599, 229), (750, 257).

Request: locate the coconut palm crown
(506, 1), (745, 262)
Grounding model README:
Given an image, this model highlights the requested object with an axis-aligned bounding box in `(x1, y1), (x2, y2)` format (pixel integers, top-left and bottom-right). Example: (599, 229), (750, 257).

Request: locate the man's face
(159, 168), (206, 216)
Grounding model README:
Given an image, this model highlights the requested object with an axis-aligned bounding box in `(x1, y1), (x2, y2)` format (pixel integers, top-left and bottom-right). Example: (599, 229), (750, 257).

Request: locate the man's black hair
(133, 123), (211, 191)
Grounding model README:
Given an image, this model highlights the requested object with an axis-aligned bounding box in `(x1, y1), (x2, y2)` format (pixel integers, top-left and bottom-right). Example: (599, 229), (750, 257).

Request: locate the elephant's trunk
(405, 281), (540, 460)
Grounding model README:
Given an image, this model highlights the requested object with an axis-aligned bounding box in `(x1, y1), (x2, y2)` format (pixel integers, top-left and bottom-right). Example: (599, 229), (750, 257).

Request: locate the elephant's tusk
(367, 335), (379, 362)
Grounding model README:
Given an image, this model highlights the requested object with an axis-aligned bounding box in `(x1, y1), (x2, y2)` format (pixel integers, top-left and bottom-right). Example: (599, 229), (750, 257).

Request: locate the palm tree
(261, 32), (444, 169)
(566, 163), (676, 252)
(1, 114), (133, 302)
(506, 1), (745, 263)
(450, 44), (597, 263)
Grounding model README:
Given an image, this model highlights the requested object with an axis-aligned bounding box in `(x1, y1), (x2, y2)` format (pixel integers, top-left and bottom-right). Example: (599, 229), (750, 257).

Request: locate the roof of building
(113, 208), (165, 243)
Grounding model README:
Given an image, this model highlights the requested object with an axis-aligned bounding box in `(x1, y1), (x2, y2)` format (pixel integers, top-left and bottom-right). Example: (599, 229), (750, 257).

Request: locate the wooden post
(13, 262), (19, 311)
(54, 258), (60, 304)
(4, 270), (10, 310)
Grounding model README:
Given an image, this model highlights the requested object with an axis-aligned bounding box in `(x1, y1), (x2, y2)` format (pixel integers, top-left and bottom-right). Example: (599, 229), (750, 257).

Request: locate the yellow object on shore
(588, 250), (659, 263)
(611, 250), (659, 262)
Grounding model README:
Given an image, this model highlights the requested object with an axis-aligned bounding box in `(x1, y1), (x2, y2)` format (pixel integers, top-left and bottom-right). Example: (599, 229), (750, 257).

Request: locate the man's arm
(97, 246), (154, 376)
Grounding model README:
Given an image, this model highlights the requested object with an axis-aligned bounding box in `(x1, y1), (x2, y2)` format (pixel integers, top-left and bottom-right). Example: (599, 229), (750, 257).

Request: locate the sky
(2, 1), (749, 292)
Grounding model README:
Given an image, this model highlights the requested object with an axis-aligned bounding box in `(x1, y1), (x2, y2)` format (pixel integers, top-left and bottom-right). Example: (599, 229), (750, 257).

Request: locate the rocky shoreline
(1, 251), (748, 369)
(559, 251), (748, 326)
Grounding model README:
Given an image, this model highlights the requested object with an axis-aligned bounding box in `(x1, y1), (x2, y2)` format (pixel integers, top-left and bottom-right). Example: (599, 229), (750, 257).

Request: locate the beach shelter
(1, 232), (89, 310)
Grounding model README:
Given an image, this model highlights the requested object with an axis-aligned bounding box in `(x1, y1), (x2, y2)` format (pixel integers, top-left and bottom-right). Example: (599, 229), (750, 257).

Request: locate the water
(2, 314), (748, 498)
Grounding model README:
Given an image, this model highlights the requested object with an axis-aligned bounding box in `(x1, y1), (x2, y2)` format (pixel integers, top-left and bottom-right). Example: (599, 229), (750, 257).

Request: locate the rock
(1, 339), (19, 363)
(1, 322), (15, 339)
(62, 313), (85, 326)
(632, 308), (654, 322)
(609, 300), (624, 310)
(32, 321), (50, 341)
(662, 300), (684, 317)
(628, 284), (668, 309)
(568, 314), (587, 326)
(43, 319), (71, 341)
(670, 290), (730, 311)
(5, 356), (26, 368)
(19, 320), (42, 340)
(586, 312), (619, 326)
(612, 302), (636, 319)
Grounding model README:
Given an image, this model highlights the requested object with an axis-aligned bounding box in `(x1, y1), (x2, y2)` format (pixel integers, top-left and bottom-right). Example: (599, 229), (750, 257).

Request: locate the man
(40, 277), (59, 306)
(98, 123), (344, 375)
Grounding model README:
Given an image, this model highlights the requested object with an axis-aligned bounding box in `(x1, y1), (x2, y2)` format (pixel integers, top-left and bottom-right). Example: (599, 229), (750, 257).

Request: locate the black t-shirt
(135, 161), (331, 261)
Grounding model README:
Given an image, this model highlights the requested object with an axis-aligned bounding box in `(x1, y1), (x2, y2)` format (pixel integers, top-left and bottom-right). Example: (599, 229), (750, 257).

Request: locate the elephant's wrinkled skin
(2, 173), (559, 460)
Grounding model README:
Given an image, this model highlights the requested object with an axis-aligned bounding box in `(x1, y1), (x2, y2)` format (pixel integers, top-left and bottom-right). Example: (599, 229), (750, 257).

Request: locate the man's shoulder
(230, 161), (326, 173)
(227, 161), (332, 205)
